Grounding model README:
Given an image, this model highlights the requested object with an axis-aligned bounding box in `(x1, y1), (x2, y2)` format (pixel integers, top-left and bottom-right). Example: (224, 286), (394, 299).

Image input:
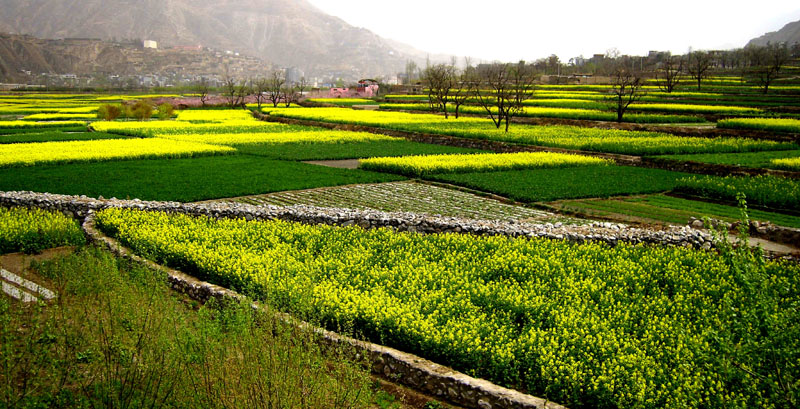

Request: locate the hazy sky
(307, 0), (800, 62)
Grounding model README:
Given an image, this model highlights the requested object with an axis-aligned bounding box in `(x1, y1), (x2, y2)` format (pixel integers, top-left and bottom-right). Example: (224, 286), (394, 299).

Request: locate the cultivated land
(2, 77), (800, 409)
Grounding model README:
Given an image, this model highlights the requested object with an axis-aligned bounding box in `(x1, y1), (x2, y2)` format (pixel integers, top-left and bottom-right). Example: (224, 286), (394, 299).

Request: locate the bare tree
(222, 75), (237, 108)
(423, 63), (458, 118)
(745, 43), (791, 94)
(296, 77), (309, 100)
(405, 60), (418, 86)
(266, 70), (286, 108)
(195, 78), (210, 107)
(235, 80), (251, 109)
(686, 50), (713, 91)
(608, 64), (645, 122)
(281, 82), (297, 108)
(656, 55), (683, 93)
(252, 77), (269, 110)
(474, 61), (536, 132)
(452, 62), (477, 119)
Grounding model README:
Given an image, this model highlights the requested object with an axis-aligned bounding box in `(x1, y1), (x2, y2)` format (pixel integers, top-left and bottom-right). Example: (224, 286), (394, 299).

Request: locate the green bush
(157, 103), (175, 120)
(96, 104), (122, 121)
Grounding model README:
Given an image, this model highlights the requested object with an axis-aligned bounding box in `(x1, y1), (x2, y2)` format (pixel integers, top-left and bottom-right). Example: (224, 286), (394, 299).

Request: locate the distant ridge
(748, 18), (800, 47)
(0, 0), (447, 78)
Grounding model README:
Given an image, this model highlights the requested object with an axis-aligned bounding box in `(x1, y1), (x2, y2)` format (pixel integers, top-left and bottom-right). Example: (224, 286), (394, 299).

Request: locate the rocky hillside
(0, 0), (438, 77)
(0, 34), (269, 83)
(748, 18), (800, 47)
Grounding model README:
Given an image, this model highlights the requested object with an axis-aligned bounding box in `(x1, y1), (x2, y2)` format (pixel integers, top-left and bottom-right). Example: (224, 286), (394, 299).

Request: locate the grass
(0, 246), (374, 408)
(658, 150), (800, 169)
(432, 166), (691, 202)
(556, 194), (800, 228)
(0, 131), (131, 144)
(233, 140), (483, 160)
(0, 155), (405, 202)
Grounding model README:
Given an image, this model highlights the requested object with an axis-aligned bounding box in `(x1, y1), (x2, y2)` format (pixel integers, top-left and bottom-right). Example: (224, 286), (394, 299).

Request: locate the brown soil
(0, 246), (76, 276)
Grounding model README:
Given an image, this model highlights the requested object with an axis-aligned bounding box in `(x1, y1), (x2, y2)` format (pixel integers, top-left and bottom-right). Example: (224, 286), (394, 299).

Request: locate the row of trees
(422, 61), (538, 132)
(422, 59), (651, 128)
(655, 43), (792, 94)
(194, 72), (310, 109)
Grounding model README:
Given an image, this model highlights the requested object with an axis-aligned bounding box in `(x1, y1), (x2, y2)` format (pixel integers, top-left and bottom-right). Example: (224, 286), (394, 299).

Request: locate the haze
(308, 0), (800, 62)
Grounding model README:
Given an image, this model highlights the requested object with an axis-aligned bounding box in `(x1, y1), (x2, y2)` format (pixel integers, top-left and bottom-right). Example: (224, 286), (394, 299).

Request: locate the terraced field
(217, 181), (575, 223)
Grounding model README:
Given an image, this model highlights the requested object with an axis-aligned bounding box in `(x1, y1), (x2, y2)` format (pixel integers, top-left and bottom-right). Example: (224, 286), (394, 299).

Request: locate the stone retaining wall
(0, 190), (713, 249)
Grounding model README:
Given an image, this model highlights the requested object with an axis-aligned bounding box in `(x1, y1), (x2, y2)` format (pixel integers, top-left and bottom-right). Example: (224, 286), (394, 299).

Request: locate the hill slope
(748, 18), (800, 47)
(0, 0), (434, 77)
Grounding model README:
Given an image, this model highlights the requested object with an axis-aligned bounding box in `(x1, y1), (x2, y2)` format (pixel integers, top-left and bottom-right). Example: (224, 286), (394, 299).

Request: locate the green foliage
(156, 103), (175, 120)
(94, 208), (800, 409)
(129, 100), (154, 121)
(0, 155), (405, 202)
(0, 247), (374, 407)
(433, 166), (690, 202)
(0, 206), (84, 254)
(675, 174), (800, 211)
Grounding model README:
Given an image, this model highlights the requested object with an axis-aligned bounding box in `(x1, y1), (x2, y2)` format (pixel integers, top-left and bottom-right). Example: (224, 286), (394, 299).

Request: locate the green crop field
(554, 194), (800, 229)
(659, 150), (800, 169)
(0, 156), (404, 202)
(95, 208), (800, 409)
(431, 166), (690, 202)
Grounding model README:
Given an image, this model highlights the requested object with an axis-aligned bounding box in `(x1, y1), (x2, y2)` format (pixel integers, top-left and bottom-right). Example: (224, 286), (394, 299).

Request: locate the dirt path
(302, 159), (361, 169)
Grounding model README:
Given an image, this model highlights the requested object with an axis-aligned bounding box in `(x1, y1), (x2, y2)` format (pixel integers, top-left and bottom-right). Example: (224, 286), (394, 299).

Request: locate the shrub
(97, 104), (123, 121)
(130, 100), (154, 121)
(157, 103), (175, 120)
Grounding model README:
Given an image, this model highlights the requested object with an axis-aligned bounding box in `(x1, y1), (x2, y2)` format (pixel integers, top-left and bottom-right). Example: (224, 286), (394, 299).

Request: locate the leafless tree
(296, 77), (309, 100)
(281, 82), (297, 108)
(405, 60), (418, 87)
(423, 63), (459, 118)
(222, 75), (237, 108)
(452, 62), (477, 119)
(686, 50), (713, 91)
(608, 64), (645, 123)
(656, 55), (683, 93)
(474, 61), (536, 132)
(745, 43), (791, 94)
(266, 70), (286, 108)
(252, 77), (269, 110)
(195, 78), (210, 107)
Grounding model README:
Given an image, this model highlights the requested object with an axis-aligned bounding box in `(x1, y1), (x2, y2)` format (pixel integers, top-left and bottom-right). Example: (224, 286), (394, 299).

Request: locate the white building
(143, 40), (158, 49)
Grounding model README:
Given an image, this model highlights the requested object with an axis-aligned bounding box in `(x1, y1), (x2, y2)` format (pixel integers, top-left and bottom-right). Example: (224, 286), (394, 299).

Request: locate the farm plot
(0, 120), (86, 129)
(552, 194), (800, 229)
(0, 138), (234, 167)
(718, 117), (800, 133)
(266, 108), (795, 155)
(431, 166), (691, 203)
(95, 208), (800, 409)
(675, 174), (800, 212)
(0, 156), (404, 202)
(658, 150), (800, 170)
(359, 151), (610, 177)
(379, 102), (705, 124)
(0, 130), (129, 144)
(220, 181), (568, 222)
(0, 206), (85, 254)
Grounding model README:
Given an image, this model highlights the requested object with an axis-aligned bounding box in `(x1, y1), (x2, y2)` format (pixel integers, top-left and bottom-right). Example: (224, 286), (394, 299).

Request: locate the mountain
(0, 0), (440, 79)
(0, 33), (269, 83)
(748, 18), (800, 47)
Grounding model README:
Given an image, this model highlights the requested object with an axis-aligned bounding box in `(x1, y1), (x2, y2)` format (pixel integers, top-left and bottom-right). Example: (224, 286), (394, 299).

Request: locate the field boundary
(81, 212), (566, 409)
(0, 190), (712, 249)
(257, 111), (800, 179)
